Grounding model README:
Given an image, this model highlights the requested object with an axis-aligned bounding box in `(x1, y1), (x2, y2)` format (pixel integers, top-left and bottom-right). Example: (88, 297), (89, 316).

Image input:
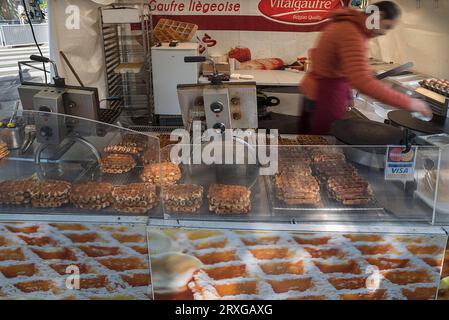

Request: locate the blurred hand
(410, 99), (432, 117)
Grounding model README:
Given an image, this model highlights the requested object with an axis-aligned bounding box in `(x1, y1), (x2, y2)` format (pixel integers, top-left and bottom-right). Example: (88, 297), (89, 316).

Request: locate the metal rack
(99, 1), (154, 126)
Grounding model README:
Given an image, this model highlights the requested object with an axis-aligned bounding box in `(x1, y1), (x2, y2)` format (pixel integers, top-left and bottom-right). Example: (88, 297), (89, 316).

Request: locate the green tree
(0, 0), (18, 21)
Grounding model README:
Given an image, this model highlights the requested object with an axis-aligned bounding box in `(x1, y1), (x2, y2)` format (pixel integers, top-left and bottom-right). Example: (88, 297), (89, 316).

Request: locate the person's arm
(338, 24), (413, 109)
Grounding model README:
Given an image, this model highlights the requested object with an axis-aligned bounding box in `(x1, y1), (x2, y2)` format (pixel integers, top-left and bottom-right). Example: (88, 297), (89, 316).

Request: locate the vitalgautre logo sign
(258, 0), (346, 25)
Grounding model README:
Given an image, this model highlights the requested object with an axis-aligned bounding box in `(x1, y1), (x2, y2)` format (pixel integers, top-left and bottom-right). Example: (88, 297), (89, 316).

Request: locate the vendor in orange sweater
(300, 1), (431, 135)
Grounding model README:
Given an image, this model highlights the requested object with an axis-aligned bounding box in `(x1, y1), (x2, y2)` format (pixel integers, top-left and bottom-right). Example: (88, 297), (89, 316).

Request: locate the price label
(385, 146), (417, 181)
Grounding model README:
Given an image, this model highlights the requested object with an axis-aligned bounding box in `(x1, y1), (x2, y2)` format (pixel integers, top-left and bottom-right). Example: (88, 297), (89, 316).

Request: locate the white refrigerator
(151, 43), (199, 116)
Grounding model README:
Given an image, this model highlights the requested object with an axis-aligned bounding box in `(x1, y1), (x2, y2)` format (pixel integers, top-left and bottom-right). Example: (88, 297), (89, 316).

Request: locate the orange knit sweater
(300, 9), (413, 109)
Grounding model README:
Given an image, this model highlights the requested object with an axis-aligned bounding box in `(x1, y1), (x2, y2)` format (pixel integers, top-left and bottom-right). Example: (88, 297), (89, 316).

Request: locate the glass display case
(158, 143), (445, 225)
(1, 112), (449, 300)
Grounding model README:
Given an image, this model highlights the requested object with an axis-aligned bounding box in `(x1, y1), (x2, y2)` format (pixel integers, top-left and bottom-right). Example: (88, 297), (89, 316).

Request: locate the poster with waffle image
(0, 222), (151, 300)
(147, 227), (447, 300)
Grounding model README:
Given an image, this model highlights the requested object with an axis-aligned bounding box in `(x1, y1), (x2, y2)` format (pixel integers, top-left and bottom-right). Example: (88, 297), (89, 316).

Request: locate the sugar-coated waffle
(100, 154), (136, 174)
(0, 222), (151, 300)
(112, 183), (158, 214)
(0, 141), (9, 160)
(208, 184), (251, 215)
(29, 180), (72, 208)
(0, 179), (37, 205)
(163, 184), (204, 214)
(153, 19), (198, 43)
(140, 162), (181, 186)
(296, 135), (331, 146)
(155, 229), (445, 300)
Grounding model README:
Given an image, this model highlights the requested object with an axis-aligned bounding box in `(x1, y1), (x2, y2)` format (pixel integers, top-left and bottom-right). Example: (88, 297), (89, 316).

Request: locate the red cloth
(311, 76), (351, 135)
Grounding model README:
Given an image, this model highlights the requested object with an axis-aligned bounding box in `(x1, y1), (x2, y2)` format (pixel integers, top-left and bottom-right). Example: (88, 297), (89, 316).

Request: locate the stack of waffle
(0, 140), (8, 160)
(275, 171), (321, 206)
(163, 184), (204, 214)
(208, 184), (251, 214)
(327, 175), (374, 206)
(100, 154), (136, 174)
(70, 182), (114, 211)
(140, 162), (181, 186)
(0, 222), (151, 300)
(112, 183), (158, 214)
(160, 229), (444, 300)
(0, 180), (37, 205)
(29, 180), (72, 208)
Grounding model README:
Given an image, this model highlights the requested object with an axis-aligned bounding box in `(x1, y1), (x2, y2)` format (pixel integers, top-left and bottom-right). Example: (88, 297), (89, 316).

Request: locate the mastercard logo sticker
(389, 148), (415, 162)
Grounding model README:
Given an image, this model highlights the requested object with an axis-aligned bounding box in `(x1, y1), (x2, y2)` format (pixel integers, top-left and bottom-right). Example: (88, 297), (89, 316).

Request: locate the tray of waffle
(0, 140), (9, 160)
(28, 180), (72, 208)
(208, 184), (251, 215)
(0, 179), (37, 205)
(112, 183), (158, 215)
(100, 153), (136, 174)
(155, 229), (444, 300)
(163, 184), (204, 214)
(296, 135), (331, 146)
(70, 182), (114, 211)
(153, 19), (198, 43)
(140, 162), (181, 186)
(0, 222), (151, 300)
(326, 175), (374, 206)
(275, 174), (321, 206)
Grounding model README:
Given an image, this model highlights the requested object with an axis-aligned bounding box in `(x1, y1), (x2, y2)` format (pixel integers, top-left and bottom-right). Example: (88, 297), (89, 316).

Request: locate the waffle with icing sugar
(163, 184), (204, 214)
(140, 162), (181, 186)
(0, 179), (37, 205)
(112, 183), (158, 214)
(29, 180), (72, 208)
(0, 222), (151, 300)
(155, 229), (444, 300)
(100, 154), (136, 174)
(70, 182), (114, 211)
(0, 140), (9, 160)
(208, 184), (251, 215)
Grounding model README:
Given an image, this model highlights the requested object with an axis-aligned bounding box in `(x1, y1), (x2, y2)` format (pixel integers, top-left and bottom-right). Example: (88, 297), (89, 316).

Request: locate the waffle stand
(1, 63), (449, 300)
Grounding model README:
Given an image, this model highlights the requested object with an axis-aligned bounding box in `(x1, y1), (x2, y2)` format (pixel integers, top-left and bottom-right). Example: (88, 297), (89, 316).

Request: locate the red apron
(310, 75), (351, 135)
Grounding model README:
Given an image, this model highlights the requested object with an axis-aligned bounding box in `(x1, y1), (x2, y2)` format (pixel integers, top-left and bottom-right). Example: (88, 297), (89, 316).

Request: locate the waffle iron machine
(177, 56), (260, 188)
(16, 55), (123, 165)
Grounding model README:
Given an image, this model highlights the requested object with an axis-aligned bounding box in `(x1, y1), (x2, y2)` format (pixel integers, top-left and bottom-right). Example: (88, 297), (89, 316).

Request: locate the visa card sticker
(385, 146), (417, 181)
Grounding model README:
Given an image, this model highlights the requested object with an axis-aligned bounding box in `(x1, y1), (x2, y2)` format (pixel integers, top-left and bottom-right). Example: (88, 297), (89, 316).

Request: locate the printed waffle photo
(1, 0), (449, 313)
